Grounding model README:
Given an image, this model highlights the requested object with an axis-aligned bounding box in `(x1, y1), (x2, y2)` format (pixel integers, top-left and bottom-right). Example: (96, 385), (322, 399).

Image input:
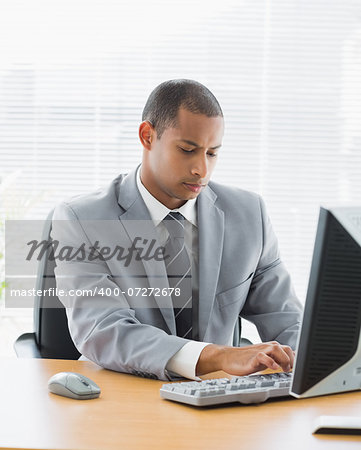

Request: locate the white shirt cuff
(166, 341), (212, 380)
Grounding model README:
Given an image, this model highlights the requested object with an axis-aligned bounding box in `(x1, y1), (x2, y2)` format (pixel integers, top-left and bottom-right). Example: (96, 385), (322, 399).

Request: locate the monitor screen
(291, 205), (361, 398)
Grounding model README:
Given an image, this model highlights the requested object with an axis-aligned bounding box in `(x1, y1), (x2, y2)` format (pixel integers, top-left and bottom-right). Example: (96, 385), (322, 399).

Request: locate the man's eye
(208, 153), (217, 158)
(180, 147), (194, 153)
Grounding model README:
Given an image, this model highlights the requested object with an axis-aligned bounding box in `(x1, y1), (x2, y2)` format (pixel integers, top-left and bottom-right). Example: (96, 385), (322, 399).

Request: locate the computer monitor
(291, 205), (361, 398)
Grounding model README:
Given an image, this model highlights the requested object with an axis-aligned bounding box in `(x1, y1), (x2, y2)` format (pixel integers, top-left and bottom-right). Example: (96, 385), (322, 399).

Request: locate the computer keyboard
(160, 372), (293, 406)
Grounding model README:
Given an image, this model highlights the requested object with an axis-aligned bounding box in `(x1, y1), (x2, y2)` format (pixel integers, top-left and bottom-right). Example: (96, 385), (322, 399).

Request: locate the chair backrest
(33, 209), (81, 359)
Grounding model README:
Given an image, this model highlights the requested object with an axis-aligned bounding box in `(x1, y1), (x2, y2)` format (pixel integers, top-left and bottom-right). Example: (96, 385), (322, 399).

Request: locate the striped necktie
(163, 212), (193, 339)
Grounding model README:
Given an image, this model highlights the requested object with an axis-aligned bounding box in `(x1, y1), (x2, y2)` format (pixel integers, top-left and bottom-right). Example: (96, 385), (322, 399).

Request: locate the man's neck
(139, 167), (186, 210)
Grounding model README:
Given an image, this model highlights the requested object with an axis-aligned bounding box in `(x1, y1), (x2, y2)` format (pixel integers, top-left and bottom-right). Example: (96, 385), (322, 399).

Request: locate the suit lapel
(197, 185), (224, 341)
(117, 166), (176, 335)
(116, 167), (225, 339)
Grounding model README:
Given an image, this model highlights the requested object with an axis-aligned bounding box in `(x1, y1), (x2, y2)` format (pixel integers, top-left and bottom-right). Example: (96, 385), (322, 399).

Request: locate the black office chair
(14, 209), (81, 359)
(233, 317), (253, 347)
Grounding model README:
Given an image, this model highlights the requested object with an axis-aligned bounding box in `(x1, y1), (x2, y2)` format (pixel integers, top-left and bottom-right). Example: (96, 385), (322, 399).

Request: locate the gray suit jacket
(51, 165), (302, 380)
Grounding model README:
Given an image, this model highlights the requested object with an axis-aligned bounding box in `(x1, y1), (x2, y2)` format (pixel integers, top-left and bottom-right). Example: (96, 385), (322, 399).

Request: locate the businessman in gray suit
(52, 79), (303, 381)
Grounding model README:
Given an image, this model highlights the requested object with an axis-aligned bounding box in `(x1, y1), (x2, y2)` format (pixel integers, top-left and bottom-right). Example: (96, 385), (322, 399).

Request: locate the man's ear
(139, 121), (155, 150)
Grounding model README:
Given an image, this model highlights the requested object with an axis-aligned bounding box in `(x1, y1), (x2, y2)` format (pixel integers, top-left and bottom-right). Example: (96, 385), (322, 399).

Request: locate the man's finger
(281, 345), (295, 369)
(256, 352), (279, 371)
(267, 344), (292, 371)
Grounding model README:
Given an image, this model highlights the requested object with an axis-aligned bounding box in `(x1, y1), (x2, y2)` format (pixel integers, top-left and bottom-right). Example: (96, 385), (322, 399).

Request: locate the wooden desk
(0, 359), (360, 450)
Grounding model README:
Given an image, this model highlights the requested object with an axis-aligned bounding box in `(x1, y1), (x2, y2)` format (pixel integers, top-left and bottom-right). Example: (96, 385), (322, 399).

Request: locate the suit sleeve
(51, 202), (189, 381)
(240, 196), (303, 349)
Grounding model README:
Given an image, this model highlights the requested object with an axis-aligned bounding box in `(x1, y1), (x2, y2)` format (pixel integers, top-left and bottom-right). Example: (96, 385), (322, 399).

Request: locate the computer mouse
(48, 372), (101, 400)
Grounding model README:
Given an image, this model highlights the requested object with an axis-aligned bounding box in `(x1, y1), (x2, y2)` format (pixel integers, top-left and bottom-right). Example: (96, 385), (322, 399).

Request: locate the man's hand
(196, 341), (295, 377)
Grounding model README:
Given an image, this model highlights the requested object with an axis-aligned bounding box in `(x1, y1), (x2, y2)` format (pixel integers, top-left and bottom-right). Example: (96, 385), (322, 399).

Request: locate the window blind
(1, 0), (361, 302)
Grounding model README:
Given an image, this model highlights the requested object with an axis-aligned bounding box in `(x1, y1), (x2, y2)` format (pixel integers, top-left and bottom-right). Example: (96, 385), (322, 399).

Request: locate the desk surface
(0, 358), (360, 450)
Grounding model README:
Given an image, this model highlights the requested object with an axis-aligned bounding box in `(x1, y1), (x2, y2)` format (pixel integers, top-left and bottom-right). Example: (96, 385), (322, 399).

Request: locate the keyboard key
(183, 388), (196, 395)
(260, 381), (275, 387)
(198, 389), (209, 397)
(278, 382), (291, 388)
(226, 384), (238, 391)
(215, 388), (226, 395)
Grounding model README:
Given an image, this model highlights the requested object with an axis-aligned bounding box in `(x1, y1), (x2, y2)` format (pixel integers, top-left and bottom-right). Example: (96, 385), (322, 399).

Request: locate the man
(52, 79), (303, 381)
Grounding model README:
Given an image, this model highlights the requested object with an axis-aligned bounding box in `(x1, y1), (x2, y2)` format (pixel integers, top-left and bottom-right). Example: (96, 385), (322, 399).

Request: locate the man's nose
(191, 154), (208, 178)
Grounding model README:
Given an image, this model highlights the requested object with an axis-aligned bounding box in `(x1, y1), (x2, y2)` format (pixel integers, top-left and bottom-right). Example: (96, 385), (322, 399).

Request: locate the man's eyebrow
(179, 139), (222, 150)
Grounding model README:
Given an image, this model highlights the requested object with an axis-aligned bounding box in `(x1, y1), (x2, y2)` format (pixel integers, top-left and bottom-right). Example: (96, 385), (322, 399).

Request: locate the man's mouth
(183, 182), (206, 193)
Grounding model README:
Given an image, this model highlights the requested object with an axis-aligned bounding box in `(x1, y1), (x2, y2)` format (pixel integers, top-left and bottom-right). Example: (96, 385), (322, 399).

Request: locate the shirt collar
(136, 165), (197, 227)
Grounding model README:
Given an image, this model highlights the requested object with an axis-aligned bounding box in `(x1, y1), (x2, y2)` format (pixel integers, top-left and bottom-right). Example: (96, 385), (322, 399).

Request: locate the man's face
(140, 107), (224, 209)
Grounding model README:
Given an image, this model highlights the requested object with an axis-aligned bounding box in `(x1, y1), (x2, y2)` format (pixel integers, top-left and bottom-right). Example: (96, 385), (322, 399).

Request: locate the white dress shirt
(136, 165), (210, 380)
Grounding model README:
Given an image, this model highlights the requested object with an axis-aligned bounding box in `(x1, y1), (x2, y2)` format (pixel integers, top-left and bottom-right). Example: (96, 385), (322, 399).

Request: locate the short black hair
(142, 79), (223, 139)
